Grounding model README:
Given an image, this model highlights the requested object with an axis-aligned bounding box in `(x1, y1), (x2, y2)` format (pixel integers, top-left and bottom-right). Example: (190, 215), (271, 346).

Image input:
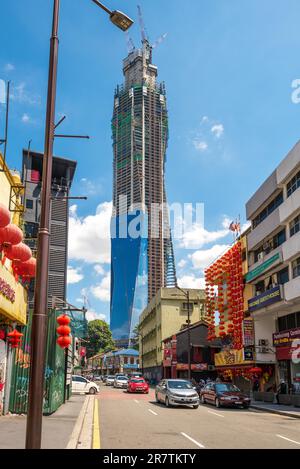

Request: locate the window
(124, 357), (128, 364)
(278, 267), (289, 285)
(278, 312), (300, 331)
(26, 199), (34, 209)
(252, 192), (283, 228)
(274, 229), (286, 248)
(254, 229), (286, 262)
(290, 215), (300, 237)
(287, 169), (300, 198)
(292, 257), (300, 279)
(130, 357), (134, 365)
(287, 314), (296, 330)
(182, 302), (194, 312)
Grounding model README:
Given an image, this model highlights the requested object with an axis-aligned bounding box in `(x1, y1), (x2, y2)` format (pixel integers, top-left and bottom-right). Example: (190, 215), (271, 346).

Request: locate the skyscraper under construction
(110, 33), (177, 344)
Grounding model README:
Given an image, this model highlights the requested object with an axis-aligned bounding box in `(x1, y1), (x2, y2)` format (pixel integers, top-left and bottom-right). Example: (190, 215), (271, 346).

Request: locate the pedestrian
(276, 380), (287, 404)
(253, 379), (259, 392)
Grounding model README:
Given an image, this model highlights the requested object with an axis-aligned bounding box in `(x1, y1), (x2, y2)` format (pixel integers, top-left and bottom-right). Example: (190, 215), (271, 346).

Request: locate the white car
(72, 375), (99, 395)
(114, 376), (128, 388)
(105, 375), (116, 386)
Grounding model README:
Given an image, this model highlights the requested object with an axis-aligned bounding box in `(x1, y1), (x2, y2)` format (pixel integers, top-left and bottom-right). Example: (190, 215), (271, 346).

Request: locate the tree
(86, 320), (115, 358)
(131, 323), (140, 351)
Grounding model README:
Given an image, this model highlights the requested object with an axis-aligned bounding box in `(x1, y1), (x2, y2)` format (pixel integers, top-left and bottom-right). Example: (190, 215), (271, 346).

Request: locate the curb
(251, 404), (300, 419)
(66, 395), (95, 449)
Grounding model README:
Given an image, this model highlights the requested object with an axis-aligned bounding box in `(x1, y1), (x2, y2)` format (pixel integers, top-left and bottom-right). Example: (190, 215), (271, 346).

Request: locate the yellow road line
(93, 398), (101, 449)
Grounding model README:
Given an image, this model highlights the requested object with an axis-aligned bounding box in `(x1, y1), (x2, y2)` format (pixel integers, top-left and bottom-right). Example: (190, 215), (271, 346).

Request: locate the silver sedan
(155, 379), (200, 409)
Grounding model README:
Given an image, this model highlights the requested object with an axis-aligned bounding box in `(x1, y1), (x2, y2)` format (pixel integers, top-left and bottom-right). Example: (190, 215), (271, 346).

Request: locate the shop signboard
(243, 319), (255, 346)
(176, 363), (208, 371)
(273, 327), (300, 346)
(248, 286), (281, 312)
(243, 347), (254, 361)
(215, 349), (254, 367)
(245, 253), (281, 283)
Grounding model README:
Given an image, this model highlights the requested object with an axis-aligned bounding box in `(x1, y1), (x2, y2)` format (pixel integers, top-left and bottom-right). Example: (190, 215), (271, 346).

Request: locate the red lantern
(7, 329), (23, 348)
(5, 242), (32, 264)
(56, 314), (71, 348)
(17, 257), (36, 279)
(0, 204), (10, 228)
(57, 335), (72, 348)
(0, 224), (23, 248)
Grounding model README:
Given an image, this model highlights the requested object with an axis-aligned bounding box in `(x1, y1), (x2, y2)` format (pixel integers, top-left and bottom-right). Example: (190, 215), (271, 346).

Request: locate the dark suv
(200, 382), (251, 409)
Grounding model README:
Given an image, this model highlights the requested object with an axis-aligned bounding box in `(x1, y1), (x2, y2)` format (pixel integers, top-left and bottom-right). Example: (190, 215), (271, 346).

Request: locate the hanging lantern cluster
(7, 328), (23, 349)
(0, 205), (36, 283)
(56, 314), (72, 349)
(205, 241), (244, 348)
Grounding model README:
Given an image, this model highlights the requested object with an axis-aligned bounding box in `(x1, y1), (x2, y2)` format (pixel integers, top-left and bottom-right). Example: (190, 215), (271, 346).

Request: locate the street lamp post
(25, 0), (133, 449)
(176, 286), (191, 381)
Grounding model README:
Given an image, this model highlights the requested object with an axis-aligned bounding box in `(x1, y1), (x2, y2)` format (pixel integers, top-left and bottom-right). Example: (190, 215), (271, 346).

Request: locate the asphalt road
(97, 384), (300, 449)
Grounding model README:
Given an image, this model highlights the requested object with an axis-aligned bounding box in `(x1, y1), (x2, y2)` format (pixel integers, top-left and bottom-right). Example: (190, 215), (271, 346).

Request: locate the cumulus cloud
(85, 308), (107, 322)
(10, 82), (40, 105)
(179, 215), (230, 250)
(193, 139), (208, 152)
(68, 202), (112, 264)
(67, 266), (84, 284)
(4, 63), (15, 72)
(94, 264), (105, 276)
(90, 273), (111, 303)
(177, 259), (187, 269)
(211, 124), (224, 139)
(177, 274), (205, 290)
(189, 244), (230, 270)
(21, 113), (30, 123)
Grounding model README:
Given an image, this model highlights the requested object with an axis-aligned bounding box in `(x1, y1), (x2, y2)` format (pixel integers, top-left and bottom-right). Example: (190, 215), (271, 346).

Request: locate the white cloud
(21, 113), (30, 123)
(80, 178), (103, 196)
(68, 202), (112, 264)
(179, 217), (230, 250)
(178, 259), (187, 269)
(67, 266), (84, 284)
(94, 264), (105, 276)
(177, 274), (205, 290)
(211, 124), (224, 139)
(189, 244), (230, 270)
(85, 308), (107, 322)
(193, 139), (208, 152)
(10, 82), (40, 105)
(4, 63), (15, 72)
(90, 273), (111, 303)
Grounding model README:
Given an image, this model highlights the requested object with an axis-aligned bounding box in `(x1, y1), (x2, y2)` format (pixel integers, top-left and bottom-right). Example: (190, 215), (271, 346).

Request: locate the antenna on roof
(137, 4), (148, 42)
(125, 30), (135, 54)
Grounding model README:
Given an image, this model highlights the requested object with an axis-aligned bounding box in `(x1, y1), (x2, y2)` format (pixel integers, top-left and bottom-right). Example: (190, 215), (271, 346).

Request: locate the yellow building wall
(0, 153), (27, 325)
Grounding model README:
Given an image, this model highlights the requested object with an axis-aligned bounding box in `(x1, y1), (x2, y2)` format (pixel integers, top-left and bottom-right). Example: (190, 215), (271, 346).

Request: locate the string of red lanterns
(205, 241), (244, 349)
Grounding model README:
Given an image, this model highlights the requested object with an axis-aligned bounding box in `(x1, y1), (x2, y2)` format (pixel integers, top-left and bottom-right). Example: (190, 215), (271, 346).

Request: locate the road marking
(93, 398), (101, 449)
(134, 399), (140, 404)
(148, 409), (158, 416)
(207, 411), (224, 418)
(276, 434), (300, 446)
(180, 432), (205, 448)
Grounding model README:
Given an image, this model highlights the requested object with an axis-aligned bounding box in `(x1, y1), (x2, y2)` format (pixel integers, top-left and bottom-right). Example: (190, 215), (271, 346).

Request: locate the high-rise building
(22, 149), (77, 309)
(110, 39), (177, 344)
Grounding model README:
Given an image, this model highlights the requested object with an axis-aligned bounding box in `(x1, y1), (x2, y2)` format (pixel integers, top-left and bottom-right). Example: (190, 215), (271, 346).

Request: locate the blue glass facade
(110, 212), (148, 341)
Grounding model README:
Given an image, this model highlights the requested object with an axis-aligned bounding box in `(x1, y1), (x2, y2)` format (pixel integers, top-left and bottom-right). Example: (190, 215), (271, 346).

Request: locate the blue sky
(1, 0), (300, 323)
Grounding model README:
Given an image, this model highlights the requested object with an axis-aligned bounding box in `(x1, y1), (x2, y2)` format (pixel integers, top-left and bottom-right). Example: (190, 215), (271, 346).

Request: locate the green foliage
(131, 323), (140, 351)
(86, 320), (115, 358)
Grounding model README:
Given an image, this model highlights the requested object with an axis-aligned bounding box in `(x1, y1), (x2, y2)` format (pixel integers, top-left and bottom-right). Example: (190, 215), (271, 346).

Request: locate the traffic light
(56, 314), (71, 349)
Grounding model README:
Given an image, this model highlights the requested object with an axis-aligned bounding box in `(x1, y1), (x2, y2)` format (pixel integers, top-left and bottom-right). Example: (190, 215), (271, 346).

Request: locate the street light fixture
(25, 0), (133, 450)
(176, 285), (192, 381)
(91, 0), (134, 31)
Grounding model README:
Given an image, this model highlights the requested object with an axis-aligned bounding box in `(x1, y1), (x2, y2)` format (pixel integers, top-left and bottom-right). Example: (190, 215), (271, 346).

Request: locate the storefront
(0, 262), (27, 414)
(273, 327), (300, 393)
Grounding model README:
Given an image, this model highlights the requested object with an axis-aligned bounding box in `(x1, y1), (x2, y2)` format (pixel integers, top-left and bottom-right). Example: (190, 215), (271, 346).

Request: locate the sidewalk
(0, 395), (86, 449)
(251, 401), (300, 419)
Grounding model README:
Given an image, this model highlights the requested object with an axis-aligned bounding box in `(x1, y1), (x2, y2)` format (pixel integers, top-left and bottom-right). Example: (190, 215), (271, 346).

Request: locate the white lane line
(180, 432), (205, 449)
(207, 410), (224, 418)
(134, 400), (140, 404)
(148, 409), (158, 416)
(276, 434), (300, 446)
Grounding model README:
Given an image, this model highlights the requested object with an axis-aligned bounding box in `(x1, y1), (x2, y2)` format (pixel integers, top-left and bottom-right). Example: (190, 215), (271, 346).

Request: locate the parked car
(114, 376), (129, 388)
(105, 375), (116, 386)
(200, 382), (251, 408)
(128, 372), (143, 379)
(72, 375), (99, 395)
(127, 378), (149, 394)
(155, 379), (199, 409)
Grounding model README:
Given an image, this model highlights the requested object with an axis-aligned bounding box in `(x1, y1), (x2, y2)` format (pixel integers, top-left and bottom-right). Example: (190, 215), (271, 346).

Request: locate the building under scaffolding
(110, 38), (177, 344)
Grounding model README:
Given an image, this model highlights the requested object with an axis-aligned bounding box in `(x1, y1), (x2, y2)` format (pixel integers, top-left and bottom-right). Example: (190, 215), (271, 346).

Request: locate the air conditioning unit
(259, 347), (269, 354)
(258, 339), (269, 347)
(258, 252), (265, 261)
